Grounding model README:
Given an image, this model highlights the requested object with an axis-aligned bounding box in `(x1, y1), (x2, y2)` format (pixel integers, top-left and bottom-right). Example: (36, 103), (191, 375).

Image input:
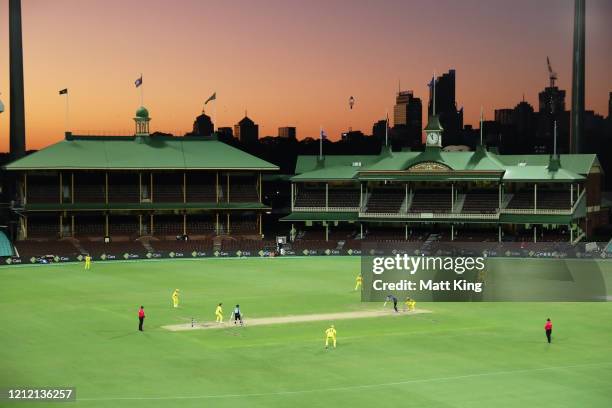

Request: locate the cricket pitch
(162, 309), (432, 331)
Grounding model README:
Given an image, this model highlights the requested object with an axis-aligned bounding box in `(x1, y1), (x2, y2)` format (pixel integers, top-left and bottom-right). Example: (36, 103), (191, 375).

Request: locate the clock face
(427, 132), (439, 145)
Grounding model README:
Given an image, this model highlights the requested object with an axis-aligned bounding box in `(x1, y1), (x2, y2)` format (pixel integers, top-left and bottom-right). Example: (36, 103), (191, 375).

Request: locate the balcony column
(360, 183), (364, 209)
(227, 174), (230, 203)
(59, 214), (63, 238)
(325, 183), (329, 211)
(570, 184), (574, 206)
(23, 173), (27, 205)
(138, 173), (142, 203)
(183, 172), (187, 204)
(451, 183), (454, 212)
(71, 215), (74, 237)
(498, 225), (502, 242)
(23, 215), (28, 239)
(534, 184), (537, 213)
(569, 225), (573, 243)
(216, 172), (219, 203)
(291, 183), (294, 211)
(258, 173), (262, 202)
(325, 223), (329, 242)
(259, 212), (262, 236)
(183, 213), (187, 236)
(105, 214), (109, 237)
(533, 225), (537, 243)
(360, 223), (363, 239)
(405, 223), (408, 241)
(59, 172), (63, 204)
(215, 213), (219, 234)
(71, 173), (74, 204)
(405, 184), (408, 213)
(139, 214), (142, 235)
(150, 214), (154, 235)
(451, 224), (454, 241)
(150, 173), (154, 203)
(498, 183), (502, 209)
(105, 172), (109, 204)
(227, 213), (230, 234)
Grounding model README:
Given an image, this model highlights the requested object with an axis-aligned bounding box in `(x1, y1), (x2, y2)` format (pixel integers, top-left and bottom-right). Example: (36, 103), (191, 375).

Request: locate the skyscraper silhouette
(235, 115), (259, 144)
(427, 70), (462, 145)
(393, 90), (421, 149)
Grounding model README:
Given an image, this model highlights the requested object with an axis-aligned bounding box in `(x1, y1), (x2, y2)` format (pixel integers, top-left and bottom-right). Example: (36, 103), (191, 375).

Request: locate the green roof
(295, 155), (379, 174)
(135, 106), (150, 119)
(496, 154), (600, 174)
(292, 165), (361, 181)
(501, 166), (584, 182)
(292, 149), (595, 183)
(5, 135), (279, 171)
(424, 115), (444, 132)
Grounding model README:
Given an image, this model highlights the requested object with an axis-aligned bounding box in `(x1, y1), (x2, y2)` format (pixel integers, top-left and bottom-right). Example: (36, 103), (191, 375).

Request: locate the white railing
(293, 206), (360, 212)
(359, 212), (499, 220)
(501, 208), (572, 215)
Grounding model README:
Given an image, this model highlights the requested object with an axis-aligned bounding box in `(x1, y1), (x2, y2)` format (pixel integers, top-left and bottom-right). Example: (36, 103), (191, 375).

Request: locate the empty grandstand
(282, 114), (603, 245)
(3, 106), (278, 259)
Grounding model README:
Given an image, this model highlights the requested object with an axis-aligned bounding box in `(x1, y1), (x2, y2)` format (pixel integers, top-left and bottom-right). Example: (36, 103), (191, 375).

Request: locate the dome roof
(135, 106), (149, 119)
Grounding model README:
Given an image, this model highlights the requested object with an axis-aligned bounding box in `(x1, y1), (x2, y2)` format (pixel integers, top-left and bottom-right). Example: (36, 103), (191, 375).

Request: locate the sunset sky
(0, 0), (611, 151)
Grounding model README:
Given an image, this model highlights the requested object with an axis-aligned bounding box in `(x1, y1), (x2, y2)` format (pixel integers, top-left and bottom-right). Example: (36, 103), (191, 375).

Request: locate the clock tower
(424, 114), (443, 148)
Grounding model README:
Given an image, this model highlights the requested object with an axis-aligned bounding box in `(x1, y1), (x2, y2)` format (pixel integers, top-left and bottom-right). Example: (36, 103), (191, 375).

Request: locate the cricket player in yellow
(325, 325), (337, 349)
(354, 274), (363, 291)
(405, 297), (416, 312)
(84, 255), (91, 270)
(215, 303), (223, 323)
(172, 289), (180, 308)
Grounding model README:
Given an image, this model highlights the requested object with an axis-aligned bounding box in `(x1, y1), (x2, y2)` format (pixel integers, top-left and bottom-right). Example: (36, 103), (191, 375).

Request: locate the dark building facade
(392, 90), (422, 149)
(427, 70), (463, 146)
(235, 116), (259, 144)
(278, 127), (296, 140)
(192, 112), (214, 136)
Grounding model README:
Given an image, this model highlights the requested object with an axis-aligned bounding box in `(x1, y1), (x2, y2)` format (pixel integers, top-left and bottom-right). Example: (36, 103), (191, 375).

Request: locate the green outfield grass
(1, 257), (611, 407)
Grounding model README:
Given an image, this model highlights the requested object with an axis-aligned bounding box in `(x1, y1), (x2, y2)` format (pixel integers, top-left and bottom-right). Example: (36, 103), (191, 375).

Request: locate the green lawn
(1, 257), (611, 407)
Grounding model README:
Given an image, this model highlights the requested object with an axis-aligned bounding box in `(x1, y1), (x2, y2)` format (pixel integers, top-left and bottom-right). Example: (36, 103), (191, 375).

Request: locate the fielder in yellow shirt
(354, 274), (363, 291)
(215, 303), (223, 323)
(172, 289), (180, 308)
(405, 297), (416, 312)
(84, 255), (91, 270)
(325, 325), (337, 349)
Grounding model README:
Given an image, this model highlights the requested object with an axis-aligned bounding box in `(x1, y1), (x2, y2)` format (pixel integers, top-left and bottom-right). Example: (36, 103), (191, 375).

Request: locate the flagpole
(213, 99), (217, 132)
(319, 126), (323, 159)
(433, 71), (436, 115)
(385, 110), (389, 147)
(66, 92), (70, 132)
(140, 73), (144, 106)
(480, 106), (483, 145)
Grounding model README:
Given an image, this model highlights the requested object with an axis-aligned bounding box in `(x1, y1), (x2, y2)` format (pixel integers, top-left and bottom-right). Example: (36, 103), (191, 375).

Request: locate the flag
(204, 92), (216, 105)
(135, 75), (143, 88)
(320, 129), (327, 140)
(59, 88), (68, 95)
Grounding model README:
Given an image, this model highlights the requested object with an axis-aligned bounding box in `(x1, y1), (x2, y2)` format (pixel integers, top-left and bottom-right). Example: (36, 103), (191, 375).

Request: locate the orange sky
(0, 0), (610, 151)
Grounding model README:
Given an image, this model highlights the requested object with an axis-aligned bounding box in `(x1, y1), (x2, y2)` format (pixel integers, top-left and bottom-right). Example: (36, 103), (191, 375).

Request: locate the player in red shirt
(138, 306), (145, 331)
(544, 318), (552, 343)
